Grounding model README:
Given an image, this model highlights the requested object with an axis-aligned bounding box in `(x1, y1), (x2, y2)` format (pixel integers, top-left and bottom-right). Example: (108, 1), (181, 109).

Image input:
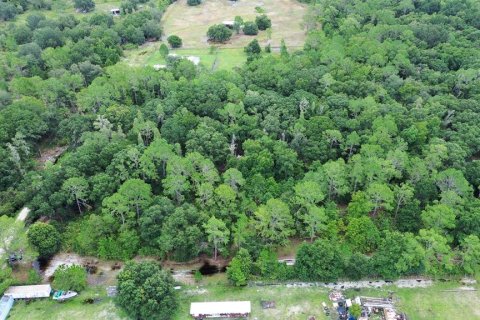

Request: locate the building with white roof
(4, 284), (51, 299)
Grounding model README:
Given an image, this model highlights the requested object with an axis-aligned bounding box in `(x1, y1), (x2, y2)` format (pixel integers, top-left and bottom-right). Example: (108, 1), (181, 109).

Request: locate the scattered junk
(4, 284), (52, 299)
(110, 8), (121, 15)
(189, 301), (251, 319)
(174, 286), (182, 290)
(52, 290), (78, 302)
(111, 262), (122, 270)
(307, 316), (316, 320)
(106, 286), (118, 297)
(0, 295), (14, 320)
(83, 259), (99, 274)
(260, 300), (275, 309)
(322, 301), (330, 316)
(6, 251), (22, 267)
(328, 290), (407, 320)
(83, 297), (101, 304)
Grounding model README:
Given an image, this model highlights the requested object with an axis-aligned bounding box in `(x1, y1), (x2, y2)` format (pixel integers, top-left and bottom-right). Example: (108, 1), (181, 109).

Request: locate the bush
(244, 39), (261, 56)
(117, 261), (178, 320)
(27, 222), (61, 259)
(187, 0), (201, 6)
(295, 240), (344, 281)
(159, 43), (169, 58)
(255, 15), (271, 30)
(207, 24), (232, 43)
(243, 21), (258, 35)
(52, 265), (87, 292)
(226, 249), (252, 286)
(0, 2), (17, 21)
(167, 35), (182, 48)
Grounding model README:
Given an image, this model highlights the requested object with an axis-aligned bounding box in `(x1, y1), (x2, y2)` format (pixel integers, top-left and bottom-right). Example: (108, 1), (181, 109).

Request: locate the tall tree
(203, 216), (230, 260)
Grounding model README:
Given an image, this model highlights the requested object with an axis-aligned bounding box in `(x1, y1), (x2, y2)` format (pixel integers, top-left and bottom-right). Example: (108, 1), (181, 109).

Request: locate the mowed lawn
(7, 279), (479, 320)
(344, 282), (480, 320)
(162, 0), (308, 49)
(175, 283), (331, 320)
(123, 42), (248, 70)
(7, 286), (128, 320)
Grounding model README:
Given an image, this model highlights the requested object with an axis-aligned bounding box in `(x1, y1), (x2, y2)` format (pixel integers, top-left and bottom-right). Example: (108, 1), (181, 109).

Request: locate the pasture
(162, 0), (308, 49)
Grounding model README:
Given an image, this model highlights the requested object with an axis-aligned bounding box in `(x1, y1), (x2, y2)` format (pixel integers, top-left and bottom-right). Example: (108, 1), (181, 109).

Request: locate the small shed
(0, 295), (14, 320)
(110, 8), (121, 15)
(4, 284), (52, 299)
(190, 301), (251, 319)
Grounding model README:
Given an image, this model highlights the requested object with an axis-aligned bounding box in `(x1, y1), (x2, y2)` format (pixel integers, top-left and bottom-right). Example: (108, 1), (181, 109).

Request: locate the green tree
(233, 16), (243, 34)
(295, 239), (344, 281)
(244, 39), (261, 56)
(203, 216), (230, 260)
(52, 264), (87, 292)
(459, 235), (480, 276)
(345, 217), (380, 253)
(226, 248), (252, 286)
(421, 204), (456, 233)
(118, 179), (152, 220)
(253, 198), (294, 245)
(243, 21), (258, 35)
(27, 222), (61, 259)
(73, 0), (95, 12)
(117, 261), (177, 320)
(62, 177), (89, 214)
(167, 35), (182, 48)
(255, 15), (271, 30)
(159, 43), (169, 58)
(366, 182), (394, 215)
(207, 24), (232, 42)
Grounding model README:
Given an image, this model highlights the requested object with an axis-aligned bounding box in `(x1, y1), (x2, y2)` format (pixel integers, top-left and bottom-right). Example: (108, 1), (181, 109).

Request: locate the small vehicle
(52, 290), (78, 302)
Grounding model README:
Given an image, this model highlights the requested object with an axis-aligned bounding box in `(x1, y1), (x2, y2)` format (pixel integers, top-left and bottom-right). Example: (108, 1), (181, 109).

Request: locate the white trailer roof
(5, 285), (51, 299)
(190, 301), (251, 317)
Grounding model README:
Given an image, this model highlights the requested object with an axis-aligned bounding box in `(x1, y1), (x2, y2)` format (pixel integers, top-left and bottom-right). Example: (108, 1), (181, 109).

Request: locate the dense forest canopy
(1, 0), (480, 284)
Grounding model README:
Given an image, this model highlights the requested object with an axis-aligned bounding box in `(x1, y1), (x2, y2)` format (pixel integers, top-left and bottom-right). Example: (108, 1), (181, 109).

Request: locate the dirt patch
(38, 146), (67, 166)
(43, 253), (122, 286)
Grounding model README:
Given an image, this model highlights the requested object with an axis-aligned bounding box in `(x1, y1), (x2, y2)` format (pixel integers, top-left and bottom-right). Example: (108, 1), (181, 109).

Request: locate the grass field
(7, 276), (479, 320)
(7, 286), (127, 320)
(162, 0), (307, 49)
(122, 42), (247, 70)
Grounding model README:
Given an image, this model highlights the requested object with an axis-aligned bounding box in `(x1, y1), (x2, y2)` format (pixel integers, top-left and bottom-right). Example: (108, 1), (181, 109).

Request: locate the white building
(4, 284), (52, 299)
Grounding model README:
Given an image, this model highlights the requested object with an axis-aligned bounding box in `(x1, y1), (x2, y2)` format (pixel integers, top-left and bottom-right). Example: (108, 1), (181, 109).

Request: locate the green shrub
(207, 24), (233, 43)
(255, 15), (271, 30)
(243, 21), (258, 35)
(187, 0), (201, 6)
(167, 35), (182, 48)
(52, 265), (87, 292)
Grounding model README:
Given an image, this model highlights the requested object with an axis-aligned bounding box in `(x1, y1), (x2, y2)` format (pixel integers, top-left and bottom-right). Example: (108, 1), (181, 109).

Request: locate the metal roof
(190, 301), (251, 317)
(4, 285), (51, 299)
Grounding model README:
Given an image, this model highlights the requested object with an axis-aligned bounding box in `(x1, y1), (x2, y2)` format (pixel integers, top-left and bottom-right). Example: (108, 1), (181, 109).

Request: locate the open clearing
(162, 0), (307, 49)
(122, 42), (247, 70)
(8, 276), (478, 320)
(123, 0), (307, 70)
